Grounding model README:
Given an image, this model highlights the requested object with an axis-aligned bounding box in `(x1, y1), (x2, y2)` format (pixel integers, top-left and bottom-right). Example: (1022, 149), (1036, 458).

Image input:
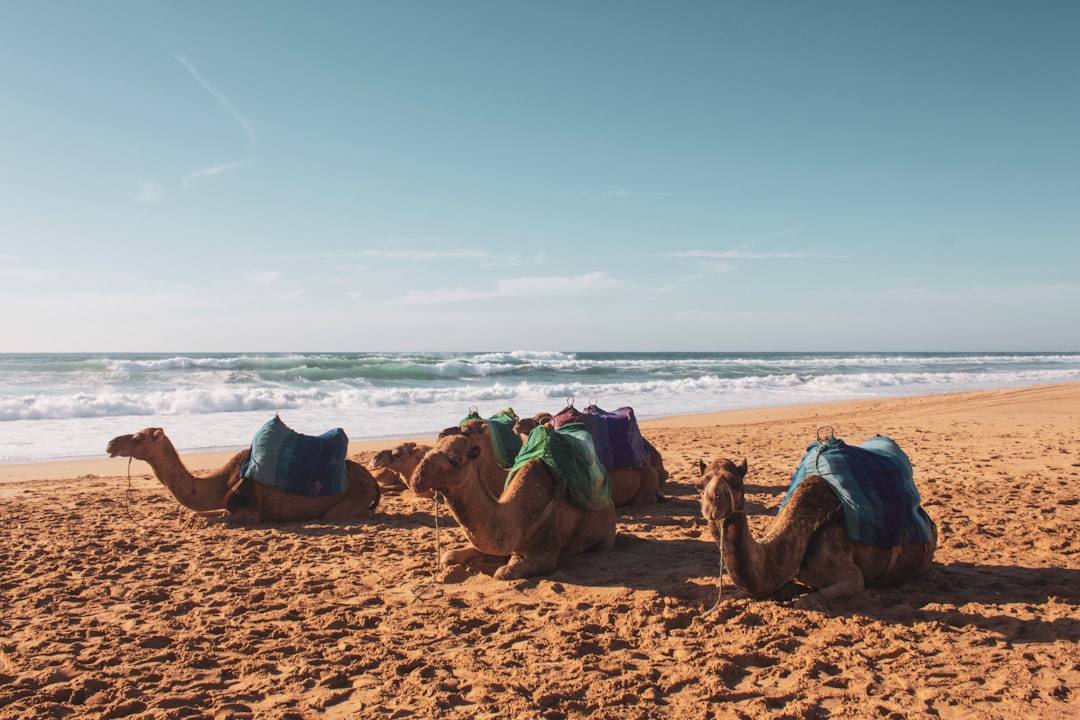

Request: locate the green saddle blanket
(459, 407), (522, 468)
(509, 422), (612, 512)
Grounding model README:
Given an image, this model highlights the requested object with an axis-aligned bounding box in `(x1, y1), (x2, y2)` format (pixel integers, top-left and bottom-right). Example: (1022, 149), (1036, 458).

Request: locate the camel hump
(550, 403), (652, 470)
(511, 423), (611, 512)
(241, 415), (350, 497)
(782, 434), (935, 547)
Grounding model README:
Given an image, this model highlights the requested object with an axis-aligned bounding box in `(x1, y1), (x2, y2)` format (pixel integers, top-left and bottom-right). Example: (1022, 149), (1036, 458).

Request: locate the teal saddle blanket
(781, 435), (935, 547)
(510, 422), (612, 512)
(459, 407), (523, 468)
(240, 416), (349, 497)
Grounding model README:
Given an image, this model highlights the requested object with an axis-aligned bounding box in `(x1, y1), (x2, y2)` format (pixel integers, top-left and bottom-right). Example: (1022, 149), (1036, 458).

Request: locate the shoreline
(3, 380), (1077, 485)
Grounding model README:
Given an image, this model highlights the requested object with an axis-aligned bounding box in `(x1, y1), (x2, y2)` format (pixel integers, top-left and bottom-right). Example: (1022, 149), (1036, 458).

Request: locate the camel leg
(495, 551), (560, 580)
(797, 525), (867, 605)
(628, 467), (660, 505)
(442, 546), (506, 568)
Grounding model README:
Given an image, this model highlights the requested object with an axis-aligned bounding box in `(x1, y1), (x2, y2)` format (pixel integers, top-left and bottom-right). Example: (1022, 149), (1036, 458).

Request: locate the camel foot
(494, 554), (558, 580)
(441, 546), (494, 567)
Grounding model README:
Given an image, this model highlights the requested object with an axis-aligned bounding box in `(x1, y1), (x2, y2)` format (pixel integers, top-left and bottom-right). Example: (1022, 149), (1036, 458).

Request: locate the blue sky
(1, 1), (1077, 352)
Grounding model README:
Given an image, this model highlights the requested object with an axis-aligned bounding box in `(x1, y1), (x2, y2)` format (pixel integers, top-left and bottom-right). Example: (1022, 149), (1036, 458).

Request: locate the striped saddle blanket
(240, 415), (349, 497)
(781, 434), (935, 547)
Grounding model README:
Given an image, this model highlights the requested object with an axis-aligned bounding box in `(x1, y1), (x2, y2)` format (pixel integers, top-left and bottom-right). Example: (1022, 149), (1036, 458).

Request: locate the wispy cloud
(245, 270), (281, 284)
(670, 249), (822, 260)
(182, 160), (255, 188)
(173, 54), (256, 147)
(580, 189), (632, 200)
(387, 271), (617, 307)
(134, 178), (161, 203)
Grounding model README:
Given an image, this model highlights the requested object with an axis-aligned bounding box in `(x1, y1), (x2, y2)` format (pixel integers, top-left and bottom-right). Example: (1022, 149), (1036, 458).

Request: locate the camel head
(371, 441), (421, 470)
(106, 427), (169, 461)
(698, 457), (749, 523)
(410, 420), (489, 495)
(513, 412), (552, 437)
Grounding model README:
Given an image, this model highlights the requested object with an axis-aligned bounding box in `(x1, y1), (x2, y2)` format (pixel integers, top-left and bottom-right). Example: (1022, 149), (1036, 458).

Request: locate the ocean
(2, 351), (1078, 464)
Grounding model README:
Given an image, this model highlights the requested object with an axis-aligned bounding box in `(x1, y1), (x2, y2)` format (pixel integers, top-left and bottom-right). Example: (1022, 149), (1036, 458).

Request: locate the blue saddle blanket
(781, 435), (935, 547)
(510, 422), (612, 512)
(241, 416), (349, 497)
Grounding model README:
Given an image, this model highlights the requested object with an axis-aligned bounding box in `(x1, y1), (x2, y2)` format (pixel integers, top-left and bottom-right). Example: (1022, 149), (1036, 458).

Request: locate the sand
(1, 383), (1077, 719)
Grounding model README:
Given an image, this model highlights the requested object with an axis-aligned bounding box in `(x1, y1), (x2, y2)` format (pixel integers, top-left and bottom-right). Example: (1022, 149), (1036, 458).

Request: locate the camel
(698, 458), (937, 604)
(514, 412), (668, 507)
(410, 419), (616, 580)
(106, 427), (380, 524)
(369, 441), (432, 491)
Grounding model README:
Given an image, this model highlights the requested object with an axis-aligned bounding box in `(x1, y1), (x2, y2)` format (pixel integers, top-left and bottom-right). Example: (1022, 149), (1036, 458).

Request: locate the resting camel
(410, 419), (616, 580)
(514, 412), (668, 507)
(369, 441), (432, 491)
(106, 427), (380, 524)
(698, 458), (937, 604)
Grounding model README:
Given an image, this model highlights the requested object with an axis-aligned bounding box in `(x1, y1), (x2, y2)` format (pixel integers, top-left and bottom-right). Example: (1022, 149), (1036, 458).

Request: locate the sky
(1, 1), (1077, 353)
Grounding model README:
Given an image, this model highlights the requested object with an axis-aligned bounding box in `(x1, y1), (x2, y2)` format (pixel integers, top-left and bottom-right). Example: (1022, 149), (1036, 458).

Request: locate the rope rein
(123, 458), (144, 529)
(701, 472), (742, 616)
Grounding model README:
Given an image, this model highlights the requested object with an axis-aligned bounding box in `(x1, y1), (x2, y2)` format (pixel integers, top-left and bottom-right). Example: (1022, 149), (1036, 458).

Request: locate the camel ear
(152, 428), (164, 440)
(737, 458), (748, 476)
(696, 459), (706, 476)
(438, 426), (462, 438)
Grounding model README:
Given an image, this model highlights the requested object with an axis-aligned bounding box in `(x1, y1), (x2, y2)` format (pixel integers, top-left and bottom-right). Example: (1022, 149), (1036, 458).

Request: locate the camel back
(241, 415), (349, 497)
(550, 402), (652, 470)
(781, 435), (935, 547)
(510, 422), (612, 512)
(459, 407), (522, 468)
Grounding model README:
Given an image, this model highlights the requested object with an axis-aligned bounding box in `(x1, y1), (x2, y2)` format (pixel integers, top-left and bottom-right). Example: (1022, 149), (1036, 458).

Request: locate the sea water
(2, 351), (1078, 463)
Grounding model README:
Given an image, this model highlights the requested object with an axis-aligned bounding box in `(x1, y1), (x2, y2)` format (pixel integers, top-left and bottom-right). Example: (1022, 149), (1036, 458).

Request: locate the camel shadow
(784, 561), (1080, 645)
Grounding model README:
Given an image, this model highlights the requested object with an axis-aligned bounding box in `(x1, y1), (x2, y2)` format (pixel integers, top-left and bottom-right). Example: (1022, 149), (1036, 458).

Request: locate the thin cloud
(182, 160), (255, 187)
(173, 54), (257, 147)
(134, 178), (161, 203)
(245, 270), (281, 284)
(580, 189), (632, 200)
(670, 249), (822, 260)
(387, 271), (617, 307)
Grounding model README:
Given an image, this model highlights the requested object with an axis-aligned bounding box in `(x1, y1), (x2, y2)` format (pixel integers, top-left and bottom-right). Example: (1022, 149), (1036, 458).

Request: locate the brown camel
(410, 419), (616, 580)
(514, 412), (668, 507)
(369, 441), (432, 491)
(106, 427), (380, 524)
(698, 458), (937, 604)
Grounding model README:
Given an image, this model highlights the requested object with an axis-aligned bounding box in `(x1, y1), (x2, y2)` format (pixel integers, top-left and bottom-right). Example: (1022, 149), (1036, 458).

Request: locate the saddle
(240, 415), (349, 497)
(781, 432), (935, 547)
(550, 400), (652, 470)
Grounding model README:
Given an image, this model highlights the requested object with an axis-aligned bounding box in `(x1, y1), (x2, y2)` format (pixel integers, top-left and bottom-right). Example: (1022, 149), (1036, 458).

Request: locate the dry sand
(1, 383), (1077, 719)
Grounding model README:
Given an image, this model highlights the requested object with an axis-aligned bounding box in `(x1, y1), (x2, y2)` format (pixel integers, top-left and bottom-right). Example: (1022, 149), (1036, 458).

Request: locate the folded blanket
(510, 422), (611, 512)
(781, 434), (935, 547)
(240, 416), (348, 497)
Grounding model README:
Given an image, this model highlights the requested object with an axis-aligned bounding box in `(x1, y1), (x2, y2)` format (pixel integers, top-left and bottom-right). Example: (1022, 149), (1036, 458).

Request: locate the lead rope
(122, 457), (151, 531)
(408, 490), (445, 601)
(701, 544), (725, 616)
(702, 476), (740, 617)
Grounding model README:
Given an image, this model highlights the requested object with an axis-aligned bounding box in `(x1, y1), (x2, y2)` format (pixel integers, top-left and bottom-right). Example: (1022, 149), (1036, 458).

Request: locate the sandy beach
(1, 383), (1077, 719)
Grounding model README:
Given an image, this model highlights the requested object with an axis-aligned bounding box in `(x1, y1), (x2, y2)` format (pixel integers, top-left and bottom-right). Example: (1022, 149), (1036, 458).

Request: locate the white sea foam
(2, 352), (1079, 463)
